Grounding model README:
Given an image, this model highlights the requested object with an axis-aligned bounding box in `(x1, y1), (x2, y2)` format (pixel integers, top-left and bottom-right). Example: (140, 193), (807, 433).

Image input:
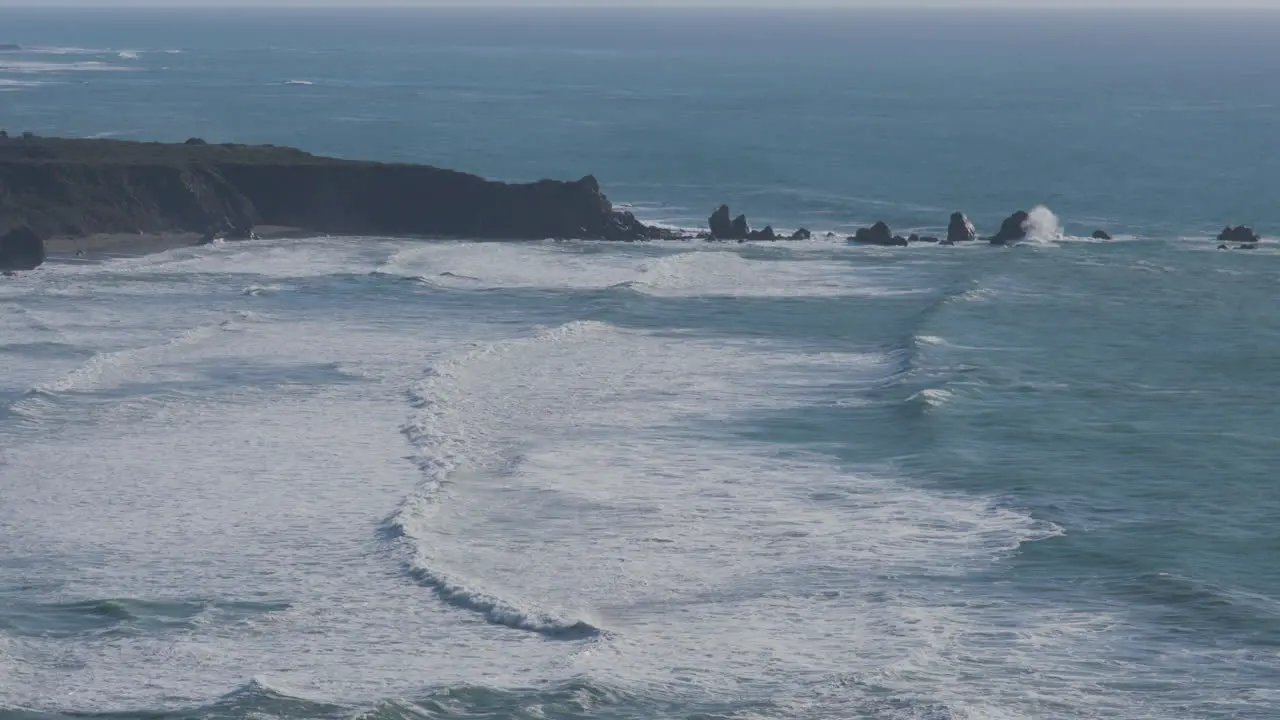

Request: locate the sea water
(1, 8), (1279, 719)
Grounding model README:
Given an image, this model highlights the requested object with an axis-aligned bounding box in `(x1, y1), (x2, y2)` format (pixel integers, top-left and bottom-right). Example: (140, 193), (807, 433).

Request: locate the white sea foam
(284, 79), (314, 86)
(117, 50), (139, 60)
(1021, 205), (1066, 244)
(0, 60), (132, 73)
(382, 316), (1117, 718)
(382, 241), (918, 298)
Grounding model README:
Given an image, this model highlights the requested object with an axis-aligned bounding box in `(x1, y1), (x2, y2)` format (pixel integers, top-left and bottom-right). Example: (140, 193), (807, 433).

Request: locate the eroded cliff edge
(0, 136), (656, 247)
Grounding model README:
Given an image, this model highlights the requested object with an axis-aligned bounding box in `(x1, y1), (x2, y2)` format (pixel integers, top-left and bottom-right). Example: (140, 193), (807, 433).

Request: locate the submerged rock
(0, 226), (45, 270)
(1092, 230), (1112, 240)
(990, 211), (1030, 245)
(947, 212), (976, 243)
(917, 235), (940, 243)
(1218, 225), (1260, 245)
(850, 221), (903, 246)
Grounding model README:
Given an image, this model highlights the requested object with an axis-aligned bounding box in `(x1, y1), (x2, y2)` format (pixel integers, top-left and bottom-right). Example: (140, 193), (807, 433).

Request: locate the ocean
(1, 7), (1279, 719)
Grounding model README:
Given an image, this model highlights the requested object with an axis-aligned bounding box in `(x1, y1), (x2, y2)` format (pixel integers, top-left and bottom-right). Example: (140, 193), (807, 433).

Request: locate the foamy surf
(380, 241), (913, 298)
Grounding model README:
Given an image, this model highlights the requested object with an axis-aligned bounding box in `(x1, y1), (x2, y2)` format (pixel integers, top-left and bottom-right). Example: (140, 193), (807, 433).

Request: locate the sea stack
(708, 204), (750, 240)
(990, 211), (1030, 245)
(1092, 230), (1112, 240)
(1218, 225), (1260, 246)
(947, 212), (977, 243)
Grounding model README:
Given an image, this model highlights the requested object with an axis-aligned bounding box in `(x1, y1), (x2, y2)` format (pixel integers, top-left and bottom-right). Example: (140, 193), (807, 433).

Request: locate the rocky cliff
(0, 136), (653, 244)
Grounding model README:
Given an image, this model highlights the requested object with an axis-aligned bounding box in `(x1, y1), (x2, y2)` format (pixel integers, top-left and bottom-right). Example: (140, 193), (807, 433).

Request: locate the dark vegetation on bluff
(0, 134), (659, 250)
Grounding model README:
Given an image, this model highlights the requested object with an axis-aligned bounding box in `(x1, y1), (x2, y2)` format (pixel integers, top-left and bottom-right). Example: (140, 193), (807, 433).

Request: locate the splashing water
(1023, 206), (1065, 243)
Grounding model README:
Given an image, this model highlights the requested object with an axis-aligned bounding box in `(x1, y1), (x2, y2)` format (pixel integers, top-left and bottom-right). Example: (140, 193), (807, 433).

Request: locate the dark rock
(747, 225), (777, 241)
(892, 235), (909, 245)
(990, 211), (1030, 245)
(947, 212), (977, 244)
(1218, 225), (1261, 244)
(184, 137), (208, 146)
(1218, 244), (1229, 250)
(850, 221), (902, 246)
(0, 226), (46, 270)
(731, 214), (750, 239)
(709, 205), (734, 238)
(918, 236), (940, 243)
(908, 233), (920, 243)
(791, 228), (811, 240)
(940, 237), (956, 246)
(1091, 230), (1112, 240)
(824, 232), (836, 238)
(0, 137), (650, 242)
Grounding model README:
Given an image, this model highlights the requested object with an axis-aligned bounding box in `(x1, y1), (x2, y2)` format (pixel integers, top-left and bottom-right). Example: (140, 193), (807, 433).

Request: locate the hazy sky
(2, 0), (1279, 6)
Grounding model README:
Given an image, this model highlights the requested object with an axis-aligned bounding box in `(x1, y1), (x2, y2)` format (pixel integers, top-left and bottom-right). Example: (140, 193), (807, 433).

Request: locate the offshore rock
(791, 228), (811, 240)
(731, 214), (750, 239)
(850, 221), (904, 246)
(990, 211), (1030, 245)
(709, 205), (734, 238)
(0, 226), (46, 270)
(1092, 230), (1113, 240)
(747, 225), (777, 241)
(1218, 225), (1260, 245)
(947, 212), (977, 243)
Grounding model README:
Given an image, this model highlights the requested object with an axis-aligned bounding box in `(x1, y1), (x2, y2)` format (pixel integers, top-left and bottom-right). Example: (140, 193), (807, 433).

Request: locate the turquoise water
(2, 8), (1279, 720)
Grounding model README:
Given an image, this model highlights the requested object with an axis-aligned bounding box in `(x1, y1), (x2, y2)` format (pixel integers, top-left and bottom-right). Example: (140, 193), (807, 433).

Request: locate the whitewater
(2, 231), (1276, 720)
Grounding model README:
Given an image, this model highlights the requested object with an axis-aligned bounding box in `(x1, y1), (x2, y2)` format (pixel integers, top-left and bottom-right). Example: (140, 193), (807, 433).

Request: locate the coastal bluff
(0, 136), (656, 254)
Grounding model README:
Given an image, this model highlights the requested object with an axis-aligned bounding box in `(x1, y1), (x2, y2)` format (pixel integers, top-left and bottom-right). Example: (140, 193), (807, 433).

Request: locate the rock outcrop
(1218, 225), (1260, 245)
(791, 228), (811, 240)
(947, 212), (976, 243)
(709, 205), (734, 238)
(707, 205), (751, 240)
(0, 136), (657, 243)
(0, 226), (46, 270)
(850, 221), (906, 246)
(1091, 230), (1112, 240)
(990, 211), (1030, 245)
(747, 226), (777, 241)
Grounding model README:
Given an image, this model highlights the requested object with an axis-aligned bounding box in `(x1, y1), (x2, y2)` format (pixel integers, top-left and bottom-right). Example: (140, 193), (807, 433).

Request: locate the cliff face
(0, 137), (649, 243)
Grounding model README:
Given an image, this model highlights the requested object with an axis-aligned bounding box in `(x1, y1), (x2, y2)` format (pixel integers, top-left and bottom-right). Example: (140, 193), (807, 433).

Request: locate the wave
(0, 597), (290, 639)
(0, 59), (133, 74)
(8, 310), (264, 422)
(381, 241), (911, 298)
(285, 79), (314, 86)
(906, 387), (954, 410)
